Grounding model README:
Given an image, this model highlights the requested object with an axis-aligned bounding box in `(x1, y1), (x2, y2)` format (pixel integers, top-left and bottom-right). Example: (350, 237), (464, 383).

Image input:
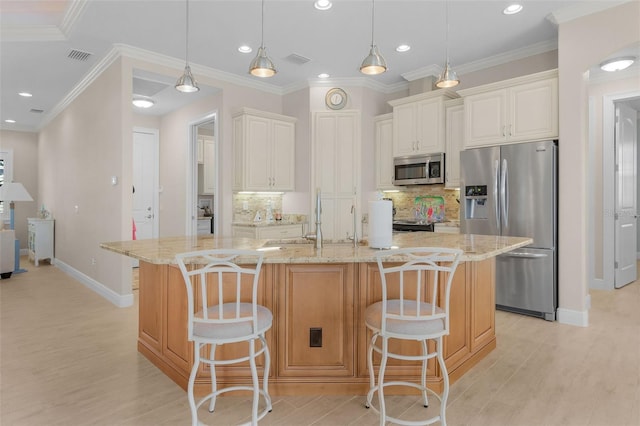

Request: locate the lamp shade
(0, 182), (33, 202)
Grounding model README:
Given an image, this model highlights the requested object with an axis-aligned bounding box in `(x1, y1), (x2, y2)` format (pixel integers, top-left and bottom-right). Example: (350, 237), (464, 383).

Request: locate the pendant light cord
(261, 0), (265, 48)
(445, 0), (450, 63)
(370, 0), (375, 47)
(185, 0), (190, 65)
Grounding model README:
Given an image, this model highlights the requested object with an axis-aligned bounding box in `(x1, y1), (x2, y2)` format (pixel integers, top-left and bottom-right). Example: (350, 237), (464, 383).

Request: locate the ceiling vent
(284, 53), (311, 65)
(30, 109), (44, 114)
(67, 49), (92, 62)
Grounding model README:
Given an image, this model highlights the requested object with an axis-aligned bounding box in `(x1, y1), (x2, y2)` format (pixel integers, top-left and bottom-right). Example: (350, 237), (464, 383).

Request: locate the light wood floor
(1, 258), (639, 426)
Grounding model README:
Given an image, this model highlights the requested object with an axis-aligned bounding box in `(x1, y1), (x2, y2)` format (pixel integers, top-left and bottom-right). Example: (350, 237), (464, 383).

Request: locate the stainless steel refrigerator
(460, 140), (557, 321)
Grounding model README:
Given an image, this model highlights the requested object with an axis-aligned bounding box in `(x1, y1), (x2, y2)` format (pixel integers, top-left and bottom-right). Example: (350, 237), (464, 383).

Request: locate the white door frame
(185, 111), (218, 236)
(600, 90), (640, 290)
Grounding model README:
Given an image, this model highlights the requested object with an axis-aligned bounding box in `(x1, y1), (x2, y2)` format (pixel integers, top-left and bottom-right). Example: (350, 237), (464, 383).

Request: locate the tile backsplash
(382, 185), (460, 223)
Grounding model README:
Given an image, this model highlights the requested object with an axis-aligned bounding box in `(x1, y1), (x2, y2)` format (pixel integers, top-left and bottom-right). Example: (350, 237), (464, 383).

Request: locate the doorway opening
(187, 112), (218, 236)
(600, 92), (640, 290)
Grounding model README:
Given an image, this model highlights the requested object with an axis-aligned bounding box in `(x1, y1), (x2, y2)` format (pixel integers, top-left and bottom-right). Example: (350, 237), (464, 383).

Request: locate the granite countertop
(232, 220), (305, 228)
(100, 233), (532, 265)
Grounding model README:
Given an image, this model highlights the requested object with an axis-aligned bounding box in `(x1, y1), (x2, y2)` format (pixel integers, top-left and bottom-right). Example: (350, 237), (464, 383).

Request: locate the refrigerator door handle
(494, 159), (500, 229)
(502, 252), (548, 259)
(501, 158), (508, 228)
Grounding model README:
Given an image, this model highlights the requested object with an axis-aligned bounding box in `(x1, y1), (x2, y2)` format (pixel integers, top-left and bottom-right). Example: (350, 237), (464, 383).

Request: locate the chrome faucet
(350, 205), (358, 247)
(304, 189), (323, 249)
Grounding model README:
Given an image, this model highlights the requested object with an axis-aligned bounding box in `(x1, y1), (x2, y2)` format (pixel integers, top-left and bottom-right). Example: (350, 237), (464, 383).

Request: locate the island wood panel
(136, 259), (496, 395)
(356, 263), (438, 379)
(470, 259), (496, 351)
(442, 262), (472, 371)
(276, 263), (355, 378)
(139, 261), (164, 353)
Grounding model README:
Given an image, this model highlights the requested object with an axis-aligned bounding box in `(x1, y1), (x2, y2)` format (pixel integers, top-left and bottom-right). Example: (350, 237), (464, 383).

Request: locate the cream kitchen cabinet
(388, 90), (458, 157)
(374, 113), (399, 191)
(28, 218), (54, 266)
(233, 108), (296, 192)
(232, 223), (303, 239)
(460, 69), (558, 148)
(445, 98), (464, 188)
(201, 136), (215, 194)
(196, 138), (204, 164)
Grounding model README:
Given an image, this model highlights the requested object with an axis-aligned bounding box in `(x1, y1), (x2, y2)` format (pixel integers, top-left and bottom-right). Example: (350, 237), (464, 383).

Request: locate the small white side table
(27, 218), (54, 266)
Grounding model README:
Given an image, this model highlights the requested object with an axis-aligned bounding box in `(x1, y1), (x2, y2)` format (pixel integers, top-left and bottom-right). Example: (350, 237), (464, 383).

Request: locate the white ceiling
(0, 0), (636, 131)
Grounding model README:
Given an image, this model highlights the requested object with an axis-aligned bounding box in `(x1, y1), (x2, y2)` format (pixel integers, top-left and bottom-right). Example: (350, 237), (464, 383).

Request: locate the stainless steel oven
(393, 153), (445, 185)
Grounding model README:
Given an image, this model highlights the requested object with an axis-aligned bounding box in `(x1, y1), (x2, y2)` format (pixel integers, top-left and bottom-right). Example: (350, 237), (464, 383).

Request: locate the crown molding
(61, 0), (90, 37)
(547, 0), (632, 25)
(455, 39), (558, 75)
(0, 25), (66, 42)
(39, 46), (122, 130)
(401, 64), (443, 82)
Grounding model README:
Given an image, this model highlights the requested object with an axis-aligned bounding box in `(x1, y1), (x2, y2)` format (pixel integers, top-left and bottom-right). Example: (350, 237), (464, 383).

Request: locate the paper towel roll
(368, 200), (393, 249)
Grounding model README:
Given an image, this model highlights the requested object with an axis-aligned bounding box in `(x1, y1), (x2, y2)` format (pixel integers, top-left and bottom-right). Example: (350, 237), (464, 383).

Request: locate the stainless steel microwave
(393, 153), (445, 185)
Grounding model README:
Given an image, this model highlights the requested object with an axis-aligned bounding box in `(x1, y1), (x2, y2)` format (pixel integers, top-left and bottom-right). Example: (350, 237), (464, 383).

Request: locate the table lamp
(0, 182), (33, 273)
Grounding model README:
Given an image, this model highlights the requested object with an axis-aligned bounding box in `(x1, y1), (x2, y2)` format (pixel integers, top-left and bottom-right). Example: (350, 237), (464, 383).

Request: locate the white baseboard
(557, 307), (589, 327)
(54, 259), (133, 308)
(19, 248), (28, 256)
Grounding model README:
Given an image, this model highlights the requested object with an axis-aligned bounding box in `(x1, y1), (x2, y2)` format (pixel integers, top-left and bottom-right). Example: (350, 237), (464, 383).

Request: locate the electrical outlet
(310, 327), (322, 347)
(91, 257), (96, 265)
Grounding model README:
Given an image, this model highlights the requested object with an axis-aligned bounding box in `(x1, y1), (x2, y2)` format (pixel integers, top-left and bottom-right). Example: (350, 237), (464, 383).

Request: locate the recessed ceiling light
(18, 92), (33, 97)
(238, 45), (253, 54)
(396, 44), (411, 53)
(318, 73), (330, 78)
(314, 0), (332, 11)
(132, 98), (155, 109)
(4, 119), (16, 123)
(503, 4), (523, 15)
(600, 56), (636, 72)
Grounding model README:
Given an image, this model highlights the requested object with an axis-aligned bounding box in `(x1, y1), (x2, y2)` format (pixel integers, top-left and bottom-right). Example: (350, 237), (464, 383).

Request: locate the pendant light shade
(436, 0), (459, 88)
(175, 0), (199, 93)
(249, 0), (277, 77)
(360, 0), (386, 76)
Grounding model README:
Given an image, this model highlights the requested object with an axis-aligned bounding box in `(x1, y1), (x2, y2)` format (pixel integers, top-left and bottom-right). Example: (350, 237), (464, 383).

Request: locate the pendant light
(175, 0), (200, 93)
(436, 0), (459, 88)
(360, 0), (387, 75)
(249, 0), (277, 78)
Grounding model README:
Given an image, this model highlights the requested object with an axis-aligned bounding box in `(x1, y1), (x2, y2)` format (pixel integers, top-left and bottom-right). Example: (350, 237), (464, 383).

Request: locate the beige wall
(557, 0), (640, 320)
(39, 57), (132, 297)
(0, 130), (38, 249)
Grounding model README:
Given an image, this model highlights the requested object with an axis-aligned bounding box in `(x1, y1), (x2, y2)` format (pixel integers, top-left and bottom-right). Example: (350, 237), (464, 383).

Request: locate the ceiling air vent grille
(30, 109), (44, 114)
(68, 49), (92, 62)
(285, 53), (311, 65)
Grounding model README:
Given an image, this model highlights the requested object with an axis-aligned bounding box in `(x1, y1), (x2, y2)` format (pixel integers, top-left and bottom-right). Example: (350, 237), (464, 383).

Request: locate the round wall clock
(325, 88), (348, 110)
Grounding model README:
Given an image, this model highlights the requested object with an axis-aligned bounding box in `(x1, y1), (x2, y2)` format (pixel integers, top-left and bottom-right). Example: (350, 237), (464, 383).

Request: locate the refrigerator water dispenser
(464, 185), (488, 220)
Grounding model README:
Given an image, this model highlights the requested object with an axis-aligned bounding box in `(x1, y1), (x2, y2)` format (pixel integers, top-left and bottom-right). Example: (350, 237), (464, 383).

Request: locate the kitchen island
(101, 233), (531, 396)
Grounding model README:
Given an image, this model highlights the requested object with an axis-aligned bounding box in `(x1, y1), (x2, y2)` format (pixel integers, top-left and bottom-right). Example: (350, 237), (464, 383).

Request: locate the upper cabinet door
(233, 108), (297, 192)
(375, 114), (397, 191)
(509, 77), (558, 143)
(460, 69), (558, 149)
(393, 103), (418, 156)
(390, 91), (456, 157)
(445, 100), (464, 188)
(416, 97), (446, 154)
(464, 90), (508, 148)
(271, 120), (296, 192)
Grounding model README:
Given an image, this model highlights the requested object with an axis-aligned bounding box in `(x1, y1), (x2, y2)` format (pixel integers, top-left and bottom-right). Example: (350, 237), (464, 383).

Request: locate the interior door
(614, 103), (638, 288)
(133, 129), (159, 260)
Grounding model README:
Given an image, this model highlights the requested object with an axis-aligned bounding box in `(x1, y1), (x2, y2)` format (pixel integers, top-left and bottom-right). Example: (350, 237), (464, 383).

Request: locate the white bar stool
(176, 249), (272, 426)
(365, 247), (463, 426)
